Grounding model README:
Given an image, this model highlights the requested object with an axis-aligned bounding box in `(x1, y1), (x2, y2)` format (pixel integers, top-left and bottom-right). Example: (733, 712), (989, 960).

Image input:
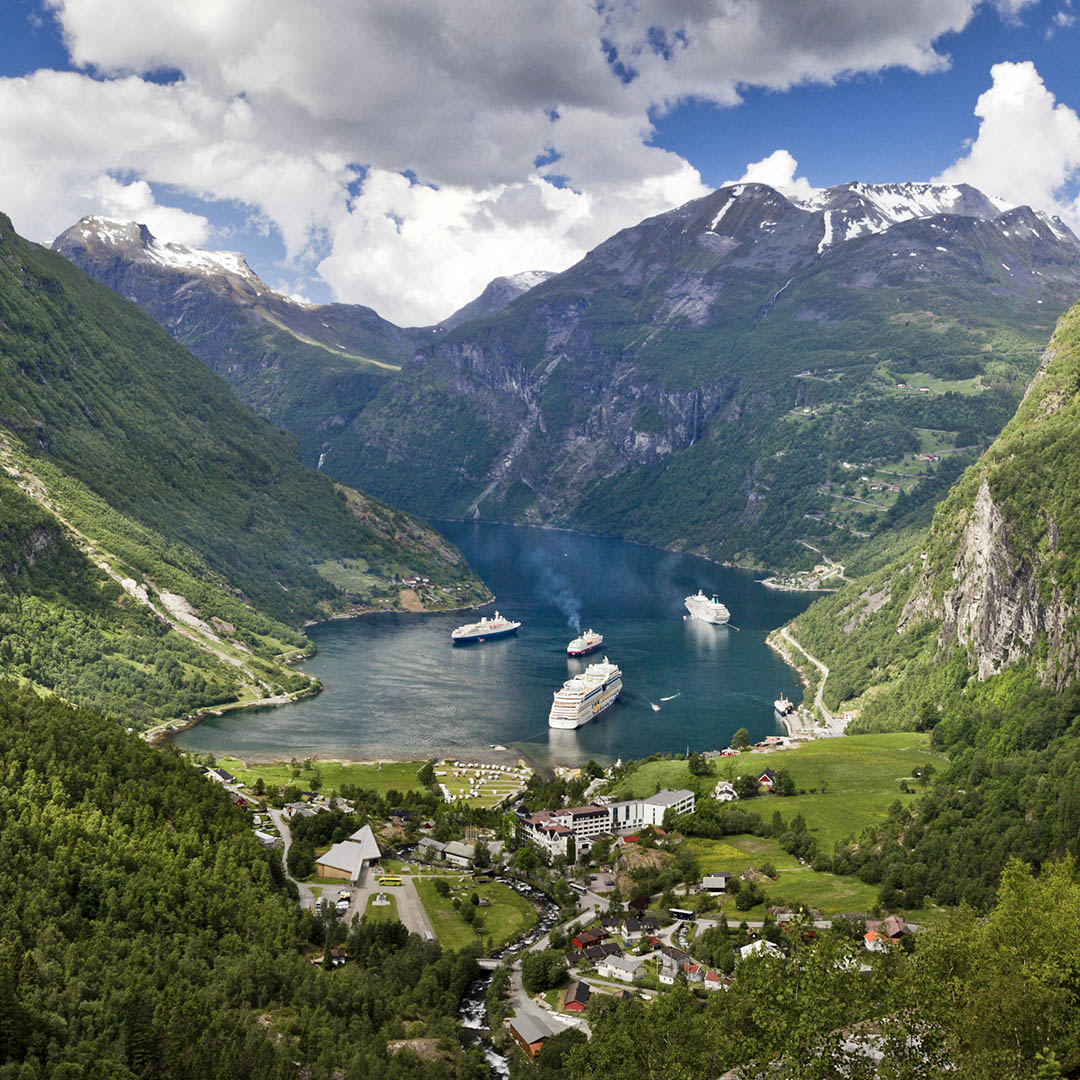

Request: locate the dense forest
(0, 681), (486, 1079)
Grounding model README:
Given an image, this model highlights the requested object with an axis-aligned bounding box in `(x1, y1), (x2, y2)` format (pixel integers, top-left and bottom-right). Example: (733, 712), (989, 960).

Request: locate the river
(171, 522), (815, 767)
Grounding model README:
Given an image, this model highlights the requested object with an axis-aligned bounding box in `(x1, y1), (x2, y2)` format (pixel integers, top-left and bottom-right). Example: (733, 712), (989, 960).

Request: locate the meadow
(413, 877), (537, 952)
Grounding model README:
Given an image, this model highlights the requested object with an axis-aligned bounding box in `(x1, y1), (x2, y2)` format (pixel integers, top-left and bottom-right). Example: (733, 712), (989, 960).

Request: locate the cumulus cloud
(0, 0), (1028, 322)
(732, 150), (821, 203)
(935, 61), (1080, 229)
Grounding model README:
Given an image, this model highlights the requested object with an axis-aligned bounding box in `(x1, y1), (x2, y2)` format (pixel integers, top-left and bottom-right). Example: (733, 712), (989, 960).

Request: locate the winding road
(776, 628), (848, 735)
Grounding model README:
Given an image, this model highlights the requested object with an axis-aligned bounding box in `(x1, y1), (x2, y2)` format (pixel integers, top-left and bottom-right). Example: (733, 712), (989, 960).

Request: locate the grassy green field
(218, 757), (428, 798)
(682, 836), (894, 917)
(414, 878), (537, 952)
(683, 835), (800, 874)
(755, 733), (941, 850)
(613, 733), (942, 851)
(363, 892), (399, 924)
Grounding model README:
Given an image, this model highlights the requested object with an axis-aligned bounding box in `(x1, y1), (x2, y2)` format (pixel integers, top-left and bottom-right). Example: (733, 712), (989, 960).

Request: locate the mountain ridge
(54, 182), (1080, 574)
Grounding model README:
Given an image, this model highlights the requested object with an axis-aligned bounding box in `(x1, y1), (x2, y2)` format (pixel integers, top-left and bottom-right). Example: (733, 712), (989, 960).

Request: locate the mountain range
(0, 211), (488, 725)
(57, 181), (1080, 574)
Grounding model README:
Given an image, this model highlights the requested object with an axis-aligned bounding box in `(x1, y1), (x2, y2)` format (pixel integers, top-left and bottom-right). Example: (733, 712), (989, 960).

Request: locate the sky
(1, 0), (1079, 324)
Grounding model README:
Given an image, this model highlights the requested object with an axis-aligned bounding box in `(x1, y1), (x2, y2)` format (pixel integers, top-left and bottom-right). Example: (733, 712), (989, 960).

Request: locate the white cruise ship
(451, 611), (521, 644)
(548, 658), (622, 729)
(567, 629), (603, 656)
(684, 590), (730, 625)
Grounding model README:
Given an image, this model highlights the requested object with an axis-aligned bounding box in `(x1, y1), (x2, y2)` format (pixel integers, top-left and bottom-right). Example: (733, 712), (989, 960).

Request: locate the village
(193, 727), (932, 1064)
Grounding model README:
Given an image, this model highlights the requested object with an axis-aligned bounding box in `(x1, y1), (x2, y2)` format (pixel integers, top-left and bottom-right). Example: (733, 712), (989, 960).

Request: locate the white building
(737, 939), (782, 963)
(315, 825), (382, 884)
(518, 789), (695, 853)
(713, 780), (738, 803)
(599, 955), (642, 983)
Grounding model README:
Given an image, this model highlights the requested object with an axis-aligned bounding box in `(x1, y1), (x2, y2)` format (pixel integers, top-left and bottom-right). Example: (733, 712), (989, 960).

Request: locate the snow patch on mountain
(72, 216), (257, 281)
(506, 270), (554, 292)
(708, 188), (742, 232)
(817, 211), (834, 254)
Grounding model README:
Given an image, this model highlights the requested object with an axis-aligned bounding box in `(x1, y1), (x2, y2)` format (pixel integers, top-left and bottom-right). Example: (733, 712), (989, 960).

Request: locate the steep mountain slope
(773, 302), (1080, 911)
(54, 219), (551, 466)
(52, 217), (424, 464)
(333, 182), (1080, 570)
(1, 212), (488, 723)
(789, 299), (1080, 726)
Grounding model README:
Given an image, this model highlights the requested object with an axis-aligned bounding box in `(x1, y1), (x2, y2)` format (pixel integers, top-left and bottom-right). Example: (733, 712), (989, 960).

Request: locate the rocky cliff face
(336, 182), (1080, 570)
(796, 303), (1080, 713)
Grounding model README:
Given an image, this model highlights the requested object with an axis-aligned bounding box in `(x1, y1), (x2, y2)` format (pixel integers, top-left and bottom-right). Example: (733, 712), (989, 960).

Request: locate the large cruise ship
(684, 590), (731, 625)
(567, 629), (603, 656)
(450, 611), (521, 644)
(548, 658), (623, 729)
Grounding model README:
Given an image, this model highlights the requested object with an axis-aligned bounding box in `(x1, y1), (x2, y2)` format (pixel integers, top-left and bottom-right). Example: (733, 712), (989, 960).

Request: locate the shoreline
(301, 595), (494, 630)
(151, 519), (815, 763)
(143, 682), (323, 746)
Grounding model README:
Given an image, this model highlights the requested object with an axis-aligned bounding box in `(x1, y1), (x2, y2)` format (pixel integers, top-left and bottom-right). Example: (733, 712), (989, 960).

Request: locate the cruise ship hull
(684, 594), (730, 625)
(567, 641), (602, 657)
(451, 625), (519, 645)
(548, 683), (621, 729)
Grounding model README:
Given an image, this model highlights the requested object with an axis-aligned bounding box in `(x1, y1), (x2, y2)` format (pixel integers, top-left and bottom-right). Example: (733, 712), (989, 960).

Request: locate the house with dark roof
(564, 980), (591, 1012)
(758, 768), (777, 789)
(572, 929), (607, 949)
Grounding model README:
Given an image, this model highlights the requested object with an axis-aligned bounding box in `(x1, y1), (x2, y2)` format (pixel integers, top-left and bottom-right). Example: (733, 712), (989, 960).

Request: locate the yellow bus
(377, 875), (404, 887)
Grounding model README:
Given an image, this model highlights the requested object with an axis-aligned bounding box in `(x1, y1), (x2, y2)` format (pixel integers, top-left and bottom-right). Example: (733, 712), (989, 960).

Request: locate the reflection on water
(171, 522), (816, 766)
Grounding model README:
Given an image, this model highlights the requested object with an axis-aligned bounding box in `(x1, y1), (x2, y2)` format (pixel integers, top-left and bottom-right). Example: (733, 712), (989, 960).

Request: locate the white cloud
(990, 0), (1040, 23)
(935, 61), (1080, 230)
(0, 0), (1033, 322)
(732, 150), (821, 203)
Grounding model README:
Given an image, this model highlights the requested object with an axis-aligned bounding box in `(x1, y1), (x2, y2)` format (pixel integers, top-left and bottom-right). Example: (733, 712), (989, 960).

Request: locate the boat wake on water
(660, 691), (681, 702)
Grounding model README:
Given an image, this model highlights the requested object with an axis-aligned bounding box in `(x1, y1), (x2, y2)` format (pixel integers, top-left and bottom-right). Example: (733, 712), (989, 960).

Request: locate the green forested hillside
(0, 681), (483, 1080)
(775, 301), (1080, 908)
(0, 211), (488, 723)
(0, 212), (484, 627)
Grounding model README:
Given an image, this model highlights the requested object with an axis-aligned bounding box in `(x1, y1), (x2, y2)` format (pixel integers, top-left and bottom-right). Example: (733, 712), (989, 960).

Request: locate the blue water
(170, 522), (816, 767)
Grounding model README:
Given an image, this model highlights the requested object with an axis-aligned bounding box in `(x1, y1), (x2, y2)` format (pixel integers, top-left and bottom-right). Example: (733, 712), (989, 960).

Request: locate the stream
(458, 875), (562, 1077)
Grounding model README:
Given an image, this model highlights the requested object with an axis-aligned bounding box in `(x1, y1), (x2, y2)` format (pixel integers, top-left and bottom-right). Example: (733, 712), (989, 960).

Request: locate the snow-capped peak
(68, 217), (258, 282)
(506, 270), (554, 292)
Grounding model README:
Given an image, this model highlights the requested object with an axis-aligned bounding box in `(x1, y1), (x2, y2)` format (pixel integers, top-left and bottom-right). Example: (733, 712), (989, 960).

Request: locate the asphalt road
(265, 806), (434, 937)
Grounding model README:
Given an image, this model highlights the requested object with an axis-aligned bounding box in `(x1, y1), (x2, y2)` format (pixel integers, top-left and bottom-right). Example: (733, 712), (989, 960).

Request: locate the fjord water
(172, 522), (815, 767)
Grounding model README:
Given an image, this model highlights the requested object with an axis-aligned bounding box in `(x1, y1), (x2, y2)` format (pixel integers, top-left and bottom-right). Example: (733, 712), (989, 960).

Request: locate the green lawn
(217, 757), (427, 798)
(682, 835), (801, 875)
(414, 878), (537, 953)
(613, 734), (942, 852)
(611, 759), (717, 799)
(364, 892), (399, 924)
(759, 733), (942, 850)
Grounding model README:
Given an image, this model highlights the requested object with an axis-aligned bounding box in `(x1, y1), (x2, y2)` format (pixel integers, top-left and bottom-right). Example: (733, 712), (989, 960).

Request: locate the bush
(521, 950), (567, 995)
